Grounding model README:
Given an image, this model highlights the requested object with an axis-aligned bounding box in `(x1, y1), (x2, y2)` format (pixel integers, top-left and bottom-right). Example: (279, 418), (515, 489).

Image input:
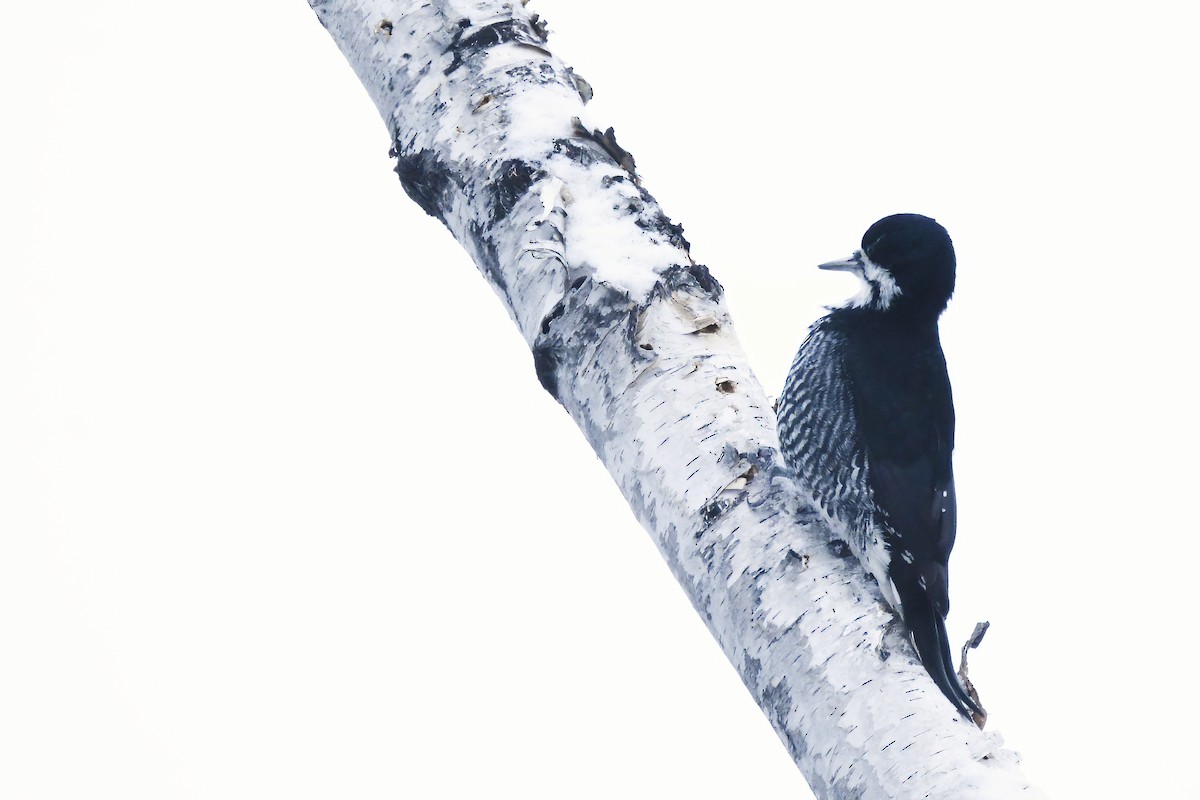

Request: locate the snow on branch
(306, 1), (1044, 797)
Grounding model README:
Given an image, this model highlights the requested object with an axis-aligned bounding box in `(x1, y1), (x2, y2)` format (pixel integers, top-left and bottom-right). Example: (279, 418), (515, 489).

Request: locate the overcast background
(3, 2), (1198, 798)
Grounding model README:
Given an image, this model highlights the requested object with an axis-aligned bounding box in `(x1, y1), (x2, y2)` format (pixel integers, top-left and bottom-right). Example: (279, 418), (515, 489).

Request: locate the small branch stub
(959, 620), (991, 728)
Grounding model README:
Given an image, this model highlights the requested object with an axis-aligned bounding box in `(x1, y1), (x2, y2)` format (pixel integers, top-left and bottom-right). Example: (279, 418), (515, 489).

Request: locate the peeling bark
(306, 2), (1045, 797)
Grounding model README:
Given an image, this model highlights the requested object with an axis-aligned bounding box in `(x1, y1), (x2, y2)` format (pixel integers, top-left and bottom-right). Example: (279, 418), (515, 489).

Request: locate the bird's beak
(818, 251), (865, 275)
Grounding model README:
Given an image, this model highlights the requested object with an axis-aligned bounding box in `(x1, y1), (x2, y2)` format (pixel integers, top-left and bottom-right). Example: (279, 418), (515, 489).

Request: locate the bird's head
(820, 213), (956, 316)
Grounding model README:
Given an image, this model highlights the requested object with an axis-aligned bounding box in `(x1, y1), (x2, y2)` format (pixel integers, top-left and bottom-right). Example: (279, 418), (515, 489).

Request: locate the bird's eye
(864, 234), (887, 257)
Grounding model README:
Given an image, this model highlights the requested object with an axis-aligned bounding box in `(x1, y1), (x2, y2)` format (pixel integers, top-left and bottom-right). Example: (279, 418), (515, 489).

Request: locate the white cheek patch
(840, 250), (902, 310)
(845, 279), (875, 309)
(862, 252), (901, 309)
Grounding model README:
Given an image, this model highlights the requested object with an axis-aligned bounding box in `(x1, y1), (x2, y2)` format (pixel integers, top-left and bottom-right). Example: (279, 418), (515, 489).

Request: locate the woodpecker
(776, 213), (981, 720)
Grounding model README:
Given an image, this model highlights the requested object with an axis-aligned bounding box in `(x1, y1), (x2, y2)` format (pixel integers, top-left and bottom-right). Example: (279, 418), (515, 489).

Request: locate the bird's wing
(776, 321), (877, 548)
(871, 456), (978, 717)
(856, 342), (957, 615)
(869, 459), (955, 615)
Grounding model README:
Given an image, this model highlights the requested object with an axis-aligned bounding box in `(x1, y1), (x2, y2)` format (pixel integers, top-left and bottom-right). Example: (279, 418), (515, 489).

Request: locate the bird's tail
(901, 588), (982, 721)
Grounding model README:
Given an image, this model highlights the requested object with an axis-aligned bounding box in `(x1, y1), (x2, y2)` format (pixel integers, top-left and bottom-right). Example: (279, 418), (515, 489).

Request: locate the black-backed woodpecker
(776, 213), (981, 720)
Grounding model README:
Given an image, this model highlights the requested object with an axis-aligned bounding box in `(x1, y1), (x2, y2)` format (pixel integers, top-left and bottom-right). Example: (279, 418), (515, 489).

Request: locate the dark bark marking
(532, 276), (621, 402)
(744, 653), (763, 687)
(502, 62), (559, 88)
(391, 146), (458, 220)
(654, 263), (724, 304)
(539, 286), (641, 410)
(786, 549), (811, 572)
(490, 159), (542, 224)
(571, 118), (638, 183)
(698, 464), (757, 525)
(551, 137), (606, 168)
(466, 221), (512, 304)
(699, 497), (730, 526)
(633, 211), (690, 252)
(761, 676), (794, 730)
(684, 263), (722, 300)
(828, 539), (854, 560)
(532, 342), (560, 400)
(444, 18), (550, 75)
(539, 300), (565, 335)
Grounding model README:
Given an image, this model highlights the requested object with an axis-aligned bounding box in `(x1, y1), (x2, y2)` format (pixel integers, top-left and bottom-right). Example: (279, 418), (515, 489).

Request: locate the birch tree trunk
(307, 2), (1045, 797)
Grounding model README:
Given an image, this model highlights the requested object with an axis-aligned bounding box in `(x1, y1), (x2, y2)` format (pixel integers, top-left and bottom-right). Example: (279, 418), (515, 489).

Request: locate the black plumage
(776, 213), (980, 720)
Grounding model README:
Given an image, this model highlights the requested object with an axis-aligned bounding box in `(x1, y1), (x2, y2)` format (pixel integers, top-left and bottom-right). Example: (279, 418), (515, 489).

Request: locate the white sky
(2, 2), (1198, 798)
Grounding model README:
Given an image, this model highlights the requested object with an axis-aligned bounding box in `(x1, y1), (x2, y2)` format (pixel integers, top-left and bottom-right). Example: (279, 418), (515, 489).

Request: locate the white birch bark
(306, 2), (1045, 797)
